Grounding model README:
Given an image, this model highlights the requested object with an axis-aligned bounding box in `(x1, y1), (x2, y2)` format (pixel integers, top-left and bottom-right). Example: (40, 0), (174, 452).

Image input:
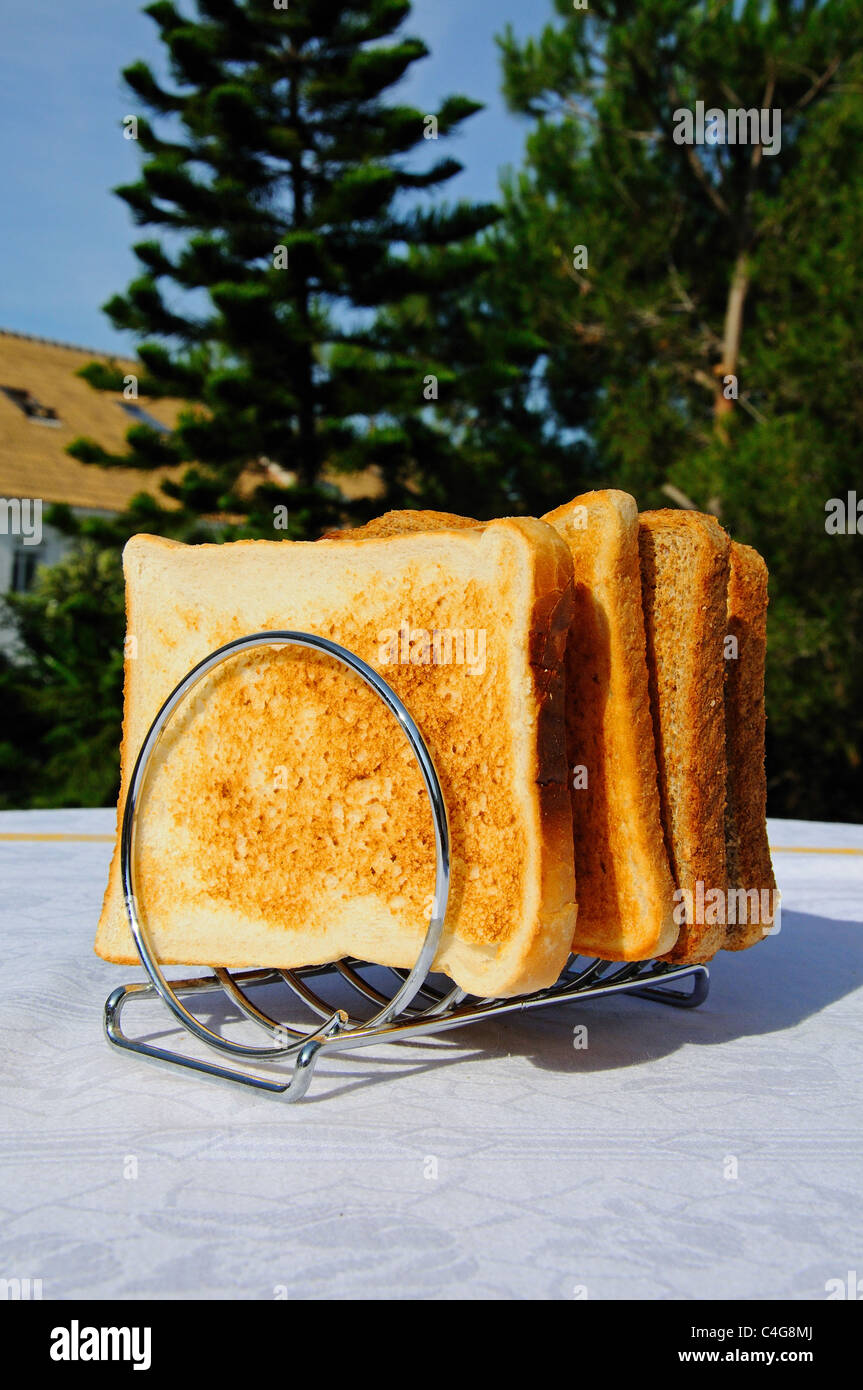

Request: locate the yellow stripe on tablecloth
(769, 845), (863, 855)
(0, 832), (114, 842)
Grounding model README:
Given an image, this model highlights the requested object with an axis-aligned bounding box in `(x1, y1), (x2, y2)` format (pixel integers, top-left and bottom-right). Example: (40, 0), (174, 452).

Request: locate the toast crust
(639, 510), (730, 964)
(322, 510), (480, 540)
(723, 541), (776, 950)
(544, 491), (678, 959)
(96, 521), (576, 997)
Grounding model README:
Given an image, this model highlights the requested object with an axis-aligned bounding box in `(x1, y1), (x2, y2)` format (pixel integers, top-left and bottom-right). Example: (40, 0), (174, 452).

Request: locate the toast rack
(103, 631), (709, 1100)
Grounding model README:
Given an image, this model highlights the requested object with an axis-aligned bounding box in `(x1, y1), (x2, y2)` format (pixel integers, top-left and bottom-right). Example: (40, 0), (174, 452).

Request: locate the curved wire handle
(120, 631), (451, 1060)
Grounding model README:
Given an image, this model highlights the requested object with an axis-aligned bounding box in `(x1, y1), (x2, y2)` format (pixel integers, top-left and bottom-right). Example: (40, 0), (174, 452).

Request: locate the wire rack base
(102, 628), (709, 1102)
(105, 956), (709, 1100)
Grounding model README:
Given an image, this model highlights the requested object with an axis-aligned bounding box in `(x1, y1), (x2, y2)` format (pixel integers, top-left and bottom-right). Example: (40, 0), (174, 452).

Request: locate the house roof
(0, 327), (385, 517)
(0, 328), (187, 512)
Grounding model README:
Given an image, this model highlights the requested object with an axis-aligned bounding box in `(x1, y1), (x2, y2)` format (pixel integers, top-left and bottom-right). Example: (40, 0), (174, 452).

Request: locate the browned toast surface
(322, 509), (480, 540)
(96, 520), (576, 997)
(723, 541), (777, 950)
(638, 510), (730, 963)
(544, 491), (678, 960)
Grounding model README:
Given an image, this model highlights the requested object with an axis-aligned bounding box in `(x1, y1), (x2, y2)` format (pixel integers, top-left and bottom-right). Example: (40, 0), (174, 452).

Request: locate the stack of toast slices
(96, 491), (776, 996)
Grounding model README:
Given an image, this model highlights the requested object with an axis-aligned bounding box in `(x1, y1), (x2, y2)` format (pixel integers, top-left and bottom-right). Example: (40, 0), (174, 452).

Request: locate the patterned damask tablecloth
(0, 809), (861, 1301)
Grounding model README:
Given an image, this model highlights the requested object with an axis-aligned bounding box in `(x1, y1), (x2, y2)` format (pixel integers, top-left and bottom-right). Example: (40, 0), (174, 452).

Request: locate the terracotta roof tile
(0, 329), (186, 512)
(0, 328), (384, 515)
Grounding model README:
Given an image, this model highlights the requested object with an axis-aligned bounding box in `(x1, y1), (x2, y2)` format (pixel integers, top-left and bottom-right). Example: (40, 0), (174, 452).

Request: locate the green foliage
(65, 0), (499, 541)
(482, 0), (863, 818)
(6, 0), (862, 824)
(0, 546), (125, 808)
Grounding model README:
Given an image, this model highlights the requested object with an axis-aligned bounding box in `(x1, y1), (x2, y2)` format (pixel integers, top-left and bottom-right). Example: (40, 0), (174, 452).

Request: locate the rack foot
(627, 965), (709, 1009)
(104, 981), (342, 1099)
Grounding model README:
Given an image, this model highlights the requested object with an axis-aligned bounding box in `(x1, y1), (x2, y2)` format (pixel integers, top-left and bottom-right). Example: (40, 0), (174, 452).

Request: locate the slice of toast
(723, 541), (777, 949)
(543, 491), (678, 959)
(638, 510), (731, 963)
(331, 500), (678, 961)
(321, 510), (480, 540)
(96, 520), (576, 998)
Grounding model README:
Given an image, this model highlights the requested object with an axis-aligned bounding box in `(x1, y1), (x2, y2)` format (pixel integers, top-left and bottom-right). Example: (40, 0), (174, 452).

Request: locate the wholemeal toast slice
(96, 521), (576, 997)
(543, 491), (678, 960)
(723, 541), (777, 949)
(638, 510), (730, 963)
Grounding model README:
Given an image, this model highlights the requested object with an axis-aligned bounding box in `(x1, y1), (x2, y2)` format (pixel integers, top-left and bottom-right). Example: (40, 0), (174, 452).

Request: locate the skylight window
(119, 402), (172, 435)
(1, 385), (61, 426)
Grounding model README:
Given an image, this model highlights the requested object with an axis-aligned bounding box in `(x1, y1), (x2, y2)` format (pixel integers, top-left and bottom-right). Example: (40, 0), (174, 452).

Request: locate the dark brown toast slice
(638, 510), (731, 963)
(723, 541), (777, 949)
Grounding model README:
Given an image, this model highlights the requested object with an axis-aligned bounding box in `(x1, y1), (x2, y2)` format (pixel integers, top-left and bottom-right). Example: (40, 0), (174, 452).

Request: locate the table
(1, 809), (861, 1300)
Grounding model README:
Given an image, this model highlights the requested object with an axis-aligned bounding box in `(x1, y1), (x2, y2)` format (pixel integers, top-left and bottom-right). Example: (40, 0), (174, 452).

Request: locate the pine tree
(487, 0), (863, 819)
(369, 238), (595, 519)
(67, 0), (498, 541)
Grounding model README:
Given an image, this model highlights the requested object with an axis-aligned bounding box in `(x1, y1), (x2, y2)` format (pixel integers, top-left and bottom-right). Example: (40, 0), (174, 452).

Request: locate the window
(10, 546), (43, 593)
(0, 385), (61, 426)
(119, 402), (171, 434)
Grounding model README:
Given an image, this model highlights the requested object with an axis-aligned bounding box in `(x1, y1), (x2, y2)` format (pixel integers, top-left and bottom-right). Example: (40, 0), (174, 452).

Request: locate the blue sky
(0, 0), (545, 354)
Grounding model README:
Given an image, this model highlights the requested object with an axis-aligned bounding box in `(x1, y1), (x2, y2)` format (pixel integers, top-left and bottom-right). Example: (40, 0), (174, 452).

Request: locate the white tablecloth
(1, 810), (861, 1300)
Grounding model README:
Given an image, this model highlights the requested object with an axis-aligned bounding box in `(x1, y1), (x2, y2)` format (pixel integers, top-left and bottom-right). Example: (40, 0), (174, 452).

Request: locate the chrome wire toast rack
(104, 631), (709, 1100)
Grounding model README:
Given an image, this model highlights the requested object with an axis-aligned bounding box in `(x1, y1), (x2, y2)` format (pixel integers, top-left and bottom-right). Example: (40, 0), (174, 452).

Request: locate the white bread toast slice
(638, 510), (731, 963)
(723, 541), (777, 949)
(95, 521), (576, 998)
(339, 507), (772, 965)
(543, 491), (678, 959)
(332, 501), (678, 961)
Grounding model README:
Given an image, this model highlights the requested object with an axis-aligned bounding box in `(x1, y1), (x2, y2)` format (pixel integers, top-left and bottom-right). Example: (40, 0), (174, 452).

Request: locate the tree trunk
(289, 72), (318, 488)
(715, 251), (750, 432)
